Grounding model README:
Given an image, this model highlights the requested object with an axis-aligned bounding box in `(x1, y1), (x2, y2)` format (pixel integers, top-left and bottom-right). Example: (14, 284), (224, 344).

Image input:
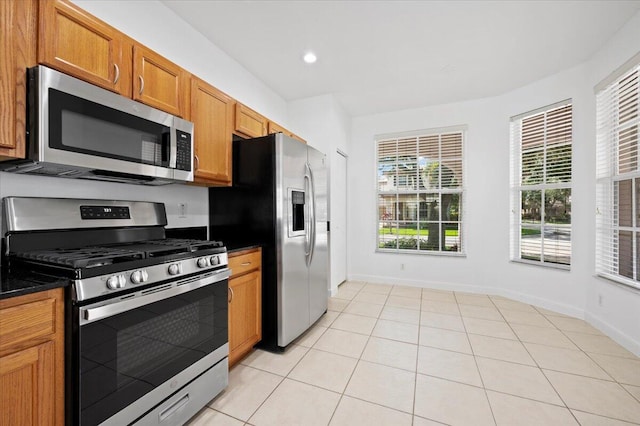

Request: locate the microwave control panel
(175, 130), (192, 171)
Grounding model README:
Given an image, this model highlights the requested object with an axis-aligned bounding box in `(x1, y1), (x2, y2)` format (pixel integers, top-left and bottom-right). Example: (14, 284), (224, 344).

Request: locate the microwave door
(48, 88), (169, 167)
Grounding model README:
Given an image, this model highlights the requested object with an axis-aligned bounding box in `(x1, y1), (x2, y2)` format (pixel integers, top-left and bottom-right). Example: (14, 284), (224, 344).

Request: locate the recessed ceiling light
(303, 52), (317, 64)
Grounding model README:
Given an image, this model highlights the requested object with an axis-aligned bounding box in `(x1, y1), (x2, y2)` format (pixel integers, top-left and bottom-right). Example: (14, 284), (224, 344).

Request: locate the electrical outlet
(401, 263), (405, 270)
(598, 294), (604, 307)
(178, 203), (188, 218)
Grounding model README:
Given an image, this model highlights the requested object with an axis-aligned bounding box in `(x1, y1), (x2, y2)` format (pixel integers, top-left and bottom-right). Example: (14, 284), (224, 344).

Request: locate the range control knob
(107, 275), (120, 290)
(168, 263), (180, 275)
(197, 257), (209, 268)
(130, 270), (148, 284)
(106, 275), (126, 290)
(210, 256), (220, 266)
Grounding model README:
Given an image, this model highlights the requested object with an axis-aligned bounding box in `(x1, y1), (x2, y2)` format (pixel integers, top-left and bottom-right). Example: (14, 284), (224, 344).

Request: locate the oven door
(75, 269), (230, 425)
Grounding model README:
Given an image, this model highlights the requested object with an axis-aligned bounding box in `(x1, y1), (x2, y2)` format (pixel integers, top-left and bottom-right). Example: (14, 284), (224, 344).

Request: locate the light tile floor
(188, 281), (640, 426)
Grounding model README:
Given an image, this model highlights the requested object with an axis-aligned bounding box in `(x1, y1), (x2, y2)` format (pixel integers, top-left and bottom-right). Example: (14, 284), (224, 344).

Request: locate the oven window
(48, 88), (170, 166)
(116, 302), (200, 387)
(78, 281), (228, 425)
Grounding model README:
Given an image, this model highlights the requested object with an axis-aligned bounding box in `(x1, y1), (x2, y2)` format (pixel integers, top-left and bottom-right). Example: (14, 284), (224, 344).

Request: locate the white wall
(348, 11), (640, 355)
(289, 95), (351, 295)
(0, 172), (208, 229)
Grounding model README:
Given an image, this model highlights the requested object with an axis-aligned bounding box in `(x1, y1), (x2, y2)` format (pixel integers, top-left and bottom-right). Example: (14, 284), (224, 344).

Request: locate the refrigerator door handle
(304, 165), (312, 264)
(307, 162), (317, 265)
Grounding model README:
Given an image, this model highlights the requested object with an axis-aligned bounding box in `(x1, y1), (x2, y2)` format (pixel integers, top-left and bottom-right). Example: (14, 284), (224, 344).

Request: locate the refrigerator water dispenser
(289, 189), (306, 236)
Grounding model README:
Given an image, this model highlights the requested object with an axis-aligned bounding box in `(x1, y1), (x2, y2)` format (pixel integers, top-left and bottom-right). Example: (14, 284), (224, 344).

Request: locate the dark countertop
(0, 269), (70, 300)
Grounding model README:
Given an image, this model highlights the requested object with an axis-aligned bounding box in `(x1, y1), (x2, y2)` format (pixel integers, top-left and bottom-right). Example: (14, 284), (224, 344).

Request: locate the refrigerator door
(277, 134), (311, 347)
(307, 145), (329, 324)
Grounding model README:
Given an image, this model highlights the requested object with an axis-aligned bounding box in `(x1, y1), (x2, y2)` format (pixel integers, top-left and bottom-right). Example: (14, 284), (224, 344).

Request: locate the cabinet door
(191, 77), (233, 185)
(0, 0), (37, 159)
(0, 342), (55, 426)
(267, 121), (287, 135)
(38, 0), (129, 96)
(234, 103), (267, 138)
(132, 44), (188, 117)
(0, 289), (64, 425)
(228, 270), (262, 367)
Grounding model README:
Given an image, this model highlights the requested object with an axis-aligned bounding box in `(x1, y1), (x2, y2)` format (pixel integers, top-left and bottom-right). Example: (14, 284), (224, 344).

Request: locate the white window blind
(596, 62), (640, 290)
(510, 101), (572, 267)
(376, 128), (464, 254)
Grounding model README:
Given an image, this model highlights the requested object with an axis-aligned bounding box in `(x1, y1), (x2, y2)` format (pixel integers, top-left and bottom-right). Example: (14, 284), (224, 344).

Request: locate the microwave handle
(169, 126), (177, 169)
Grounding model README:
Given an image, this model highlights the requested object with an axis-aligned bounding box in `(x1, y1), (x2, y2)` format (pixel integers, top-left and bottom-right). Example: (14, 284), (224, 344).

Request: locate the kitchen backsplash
(0, 172), (209, 233)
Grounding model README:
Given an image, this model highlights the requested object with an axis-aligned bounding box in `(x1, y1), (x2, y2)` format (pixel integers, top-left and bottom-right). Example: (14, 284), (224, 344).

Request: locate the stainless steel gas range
(3, 197), (230, 426)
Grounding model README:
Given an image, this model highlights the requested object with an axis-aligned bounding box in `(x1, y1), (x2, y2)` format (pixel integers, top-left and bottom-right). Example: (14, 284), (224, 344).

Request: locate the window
(510, 101), (572, 266)
(596, 61), (640, 290)
(376, 128), (464, 254)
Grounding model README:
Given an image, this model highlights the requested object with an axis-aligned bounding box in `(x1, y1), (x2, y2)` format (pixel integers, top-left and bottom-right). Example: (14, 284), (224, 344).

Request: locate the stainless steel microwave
(0, 65), (193, 185)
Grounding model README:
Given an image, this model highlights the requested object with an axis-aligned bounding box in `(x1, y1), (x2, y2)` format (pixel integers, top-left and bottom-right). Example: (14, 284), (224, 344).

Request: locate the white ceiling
(162, 0), (640, 117)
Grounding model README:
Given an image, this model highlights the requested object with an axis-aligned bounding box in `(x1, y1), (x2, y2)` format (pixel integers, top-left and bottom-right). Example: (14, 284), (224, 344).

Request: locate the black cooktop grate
(14, 238), (225, 270)
(16, 247), (145, 269)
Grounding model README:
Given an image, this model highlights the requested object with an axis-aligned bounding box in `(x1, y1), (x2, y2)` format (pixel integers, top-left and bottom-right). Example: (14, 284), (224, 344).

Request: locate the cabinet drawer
(0, 298), (57, 354)
(229, 249), (261, 277)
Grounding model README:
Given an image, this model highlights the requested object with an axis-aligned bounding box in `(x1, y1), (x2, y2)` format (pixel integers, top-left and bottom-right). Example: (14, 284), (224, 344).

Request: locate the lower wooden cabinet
(228, 248), (262, 367)
(0, 289), (64, 425)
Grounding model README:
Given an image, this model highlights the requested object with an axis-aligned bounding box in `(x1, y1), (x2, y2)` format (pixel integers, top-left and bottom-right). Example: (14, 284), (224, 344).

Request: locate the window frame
(510, 100), (573, 269)
(375, 126), (466, 256)
(596, 61), (640, 291)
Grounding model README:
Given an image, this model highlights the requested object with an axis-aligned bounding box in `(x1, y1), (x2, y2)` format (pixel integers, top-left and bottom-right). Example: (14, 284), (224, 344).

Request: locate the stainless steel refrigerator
(209, 133), (328, 350)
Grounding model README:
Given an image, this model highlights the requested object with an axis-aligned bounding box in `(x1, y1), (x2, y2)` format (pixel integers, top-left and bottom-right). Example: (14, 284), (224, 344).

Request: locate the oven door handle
(80, 268), (231, 325)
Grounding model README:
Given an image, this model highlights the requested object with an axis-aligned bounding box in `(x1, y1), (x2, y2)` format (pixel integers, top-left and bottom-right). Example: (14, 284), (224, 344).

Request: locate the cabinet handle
(194, 154), (200, 171)
(113, 64), (120, 84)
(138, 75), (145, 95)
(228, 287), (234, 303)
(241, 262), (251, 266)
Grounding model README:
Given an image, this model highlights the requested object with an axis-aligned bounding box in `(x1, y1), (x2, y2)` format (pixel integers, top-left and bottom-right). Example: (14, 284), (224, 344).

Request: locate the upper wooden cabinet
(38, 0), (189, 118)
(267, 121), (287, 135)
(0, 0), (37, 160)
(38, 0), (131, 96)
(0, 288), (65, 425)
(191, 76), (234, 185)
(235, 103), (267, 138)
(133, 45), (189, 118)
(268, 121), (307, 144)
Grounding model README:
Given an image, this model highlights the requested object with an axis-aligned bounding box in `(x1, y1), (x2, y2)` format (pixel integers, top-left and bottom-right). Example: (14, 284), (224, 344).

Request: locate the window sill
(376, 248), (466, 258)
(510, 258), (570, 271)
(596, 272), (640, 293)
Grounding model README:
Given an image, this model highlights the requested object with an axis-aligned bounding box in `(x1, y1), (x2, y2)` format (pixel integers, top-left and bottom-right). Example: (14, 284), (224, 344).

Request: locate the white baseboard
(585, 311), (640, 356)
